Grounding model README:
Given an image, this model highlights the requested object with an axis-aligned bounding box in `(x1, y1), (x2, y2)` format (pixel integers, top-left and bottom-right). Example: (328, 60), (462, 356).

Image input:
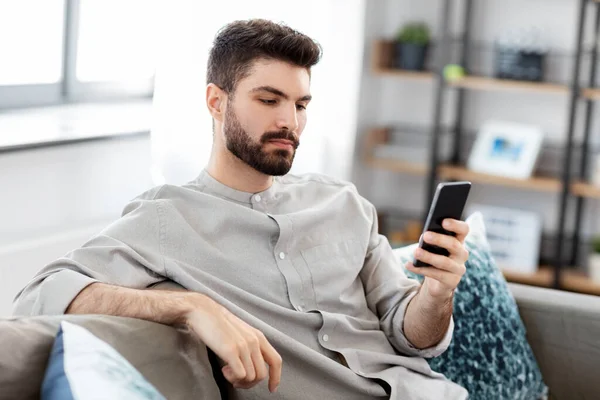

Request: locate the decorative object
(393, 212), (548, 400)
(394, 22), (430, 71)
(494, 27), (548, 82)
(589, 236), (600, 283)
(466, 204), (542, 274)
(42, 321), (166, 400)
(443, 64), (465, 82)
(467, 120), (544, 179)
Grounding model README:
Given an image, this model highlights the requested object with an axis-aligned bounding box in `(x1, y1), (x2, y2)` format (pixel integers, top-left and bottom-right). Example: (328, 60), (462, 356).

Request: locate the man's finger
(222, 356), (246, 383)
(442, 219), (469, 242)
(406, 262), (457, 286)
(260, 336), (282, 393)
(238, 342), (256, 383)
(218, 326), (248, 384)
(414, 248), (463, 274)
(423, 231), (463, 257)
(251, 342), (269, 383)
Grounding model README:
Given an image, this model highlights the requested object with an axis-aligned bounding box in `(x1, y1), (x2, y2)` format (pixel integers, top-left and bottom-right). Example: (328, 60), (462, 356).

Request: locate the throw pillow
(393, 212), (548, 400)
(42, 321), (166, 400)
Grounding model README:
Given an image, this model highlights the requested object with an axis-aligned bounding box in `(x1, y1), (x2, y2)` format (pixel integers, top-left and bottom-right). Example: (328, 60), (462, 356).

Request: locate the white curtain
(151, 0), (366, 185)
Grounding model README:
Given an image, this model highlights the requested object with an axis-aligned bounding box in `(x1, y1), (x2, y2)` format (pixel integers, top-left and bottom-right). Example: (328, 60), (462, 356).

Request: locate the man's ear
(206, 83), (226, 122)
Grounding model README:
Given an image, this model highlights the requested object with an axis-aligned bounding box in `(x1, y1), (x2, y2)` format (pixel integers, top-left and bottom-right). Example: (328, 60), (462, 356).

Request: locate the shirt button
(279, 252), (285, 260)
(254, 195), (262, 202)
(323, 334), (329, 342)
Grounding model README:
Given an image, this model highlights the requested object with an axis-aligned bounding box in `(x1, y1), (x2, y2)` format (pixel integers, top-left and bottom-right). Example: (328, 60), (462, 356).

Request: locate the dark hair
(207, 19), (322, 95)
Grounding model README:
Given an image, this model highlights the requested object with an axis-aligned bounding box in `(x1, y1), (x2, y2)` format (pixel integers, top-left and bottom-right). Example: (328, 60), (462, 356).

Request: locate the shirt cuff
(31, 269), (98, 316)
(394, 291), (455, 358)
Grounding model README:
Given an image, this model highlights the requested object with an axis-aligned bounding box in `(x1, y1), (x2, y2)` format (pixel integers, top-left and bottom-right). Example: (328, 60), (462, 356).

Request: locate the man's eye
(260, 99), (277, 105)
(296, 104), (307, 110)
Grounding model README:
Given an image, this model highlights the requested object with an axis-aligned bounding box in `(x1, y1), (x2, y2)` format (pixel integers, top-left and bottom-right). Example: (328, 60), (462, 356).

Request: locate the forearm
(66, 282), (206, 325)
(403, 282), (453, 349)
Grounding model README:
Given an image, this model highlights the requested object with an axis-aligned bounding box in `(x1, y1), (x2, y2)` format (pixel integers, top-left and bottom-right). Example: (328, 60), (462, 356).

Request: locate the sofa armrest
(0, 315), (222, 400)
(509, 283), (600, 400)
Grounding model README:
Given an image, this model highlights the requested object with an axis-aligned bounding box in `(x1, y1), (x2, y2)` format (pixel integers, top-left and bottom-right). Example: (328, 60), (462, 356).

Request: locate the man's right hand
(184, 295), (282, 393)
(66, 283), (282, 393)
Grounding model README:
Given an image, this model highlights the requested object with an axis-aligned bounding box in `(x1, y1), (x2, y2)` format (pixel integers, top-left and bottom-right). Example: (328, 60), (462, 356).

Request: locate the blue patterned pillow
(393, 212), (548, 400)
(42, 321), (166, 400)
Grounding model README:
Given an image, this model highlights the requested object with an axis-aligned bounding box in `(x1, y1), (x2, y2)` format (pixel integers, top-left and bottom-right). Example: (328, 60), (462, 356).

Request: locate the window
(76, 0), (156, 83)
(0, 0), (65, 86)
(0, 0), (155, 109)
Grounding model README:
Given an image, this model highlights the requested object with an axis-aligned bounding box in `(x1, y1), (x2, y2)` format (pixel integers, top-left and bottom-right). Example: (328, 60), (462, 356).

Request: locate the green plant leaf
(396, 22), (430, 45)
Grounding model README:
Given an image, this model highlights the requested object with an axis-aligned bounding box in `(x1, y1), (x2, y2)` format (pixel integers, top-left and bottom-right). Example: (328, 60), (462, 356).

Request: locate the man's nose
(275, 104), (299, 132)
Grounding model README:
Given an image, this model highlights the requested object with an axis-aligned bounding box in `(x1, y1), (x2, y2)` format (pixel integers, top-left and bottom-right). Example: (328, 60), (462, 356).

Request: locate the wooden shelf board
(581, 88), (600, 100)
(447, 76), (569, 94)
(437, 165), (562, 192)
(366, 157), (427, 176)
(373, 68), (435, 81)
(561, 272), (600, 296)
(363, 149), (561, 192)
(363, 127), (427, 176)
(571, 181), (600, 199)
(503, 268), (553, 287)
(503, 267), (600, 296)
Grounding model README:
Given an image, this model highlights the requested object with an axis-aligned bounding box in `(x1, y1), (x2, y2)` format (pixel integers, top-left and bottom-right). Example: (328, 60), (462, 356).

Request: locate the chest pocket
(300, 239), (367, 314)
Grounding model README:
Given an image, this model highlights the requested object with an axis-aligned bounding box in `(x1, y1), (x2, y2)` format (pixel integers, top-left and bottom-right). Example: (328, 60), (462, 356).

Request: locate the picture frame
(467, 120), (544, 179)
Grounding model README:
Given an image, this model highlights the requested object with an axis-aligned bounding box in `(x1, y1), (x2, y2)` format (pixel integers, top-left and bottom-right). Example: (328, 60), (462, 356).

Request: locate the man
(14, 19), (469, 399)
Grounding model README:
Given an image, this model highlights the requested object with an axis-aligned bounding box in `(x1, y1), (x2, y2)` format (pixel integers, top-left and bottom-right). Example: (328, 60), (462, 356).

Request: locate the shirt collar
(194, 169), (279, 204)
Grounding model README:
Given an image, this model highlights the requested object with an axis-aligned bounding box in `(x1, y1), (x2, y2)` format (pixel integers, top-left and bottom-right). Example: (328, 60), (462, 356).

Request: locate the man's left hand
(406, 219), (470, 300)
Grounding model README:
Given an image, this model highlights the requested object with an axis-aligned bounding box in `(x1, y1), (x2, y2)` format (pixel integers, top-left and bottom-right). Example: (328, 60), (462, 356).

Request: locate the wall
(352, 0), (600, 262)
(0, 135), (154, 316)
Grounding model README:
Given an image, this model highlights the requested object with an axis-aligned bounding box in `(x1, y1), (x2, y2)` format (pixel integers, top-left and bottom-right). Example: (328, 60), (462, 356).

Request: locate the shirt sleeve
(359, 201), (453, 358)
(12, 194), (167, 317)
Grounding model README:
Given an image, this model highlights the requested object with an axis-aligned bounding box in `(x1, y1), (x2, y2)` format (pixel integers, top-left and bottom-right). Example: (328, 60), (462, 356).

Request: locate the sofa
(1, 282), (599, 400)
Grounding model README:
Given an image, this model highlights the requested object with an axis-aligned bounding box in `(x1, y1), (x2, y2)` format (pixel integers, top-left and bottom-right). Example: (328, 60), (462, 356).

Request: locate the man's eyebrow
(250, 86), (312, 102)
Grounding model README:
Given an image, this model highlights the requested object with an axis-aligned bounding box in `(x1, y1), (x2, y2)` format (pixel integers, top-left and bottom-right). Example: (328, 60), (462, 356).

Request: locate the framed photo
(467, 120), (544, 179)
(467, 204), (542, 274)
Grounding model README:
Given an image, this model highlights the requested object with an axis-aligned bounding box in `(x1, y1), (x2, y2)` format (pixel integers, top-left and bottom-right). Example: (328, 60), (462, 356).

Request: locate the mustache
(261, 131), (300, 149)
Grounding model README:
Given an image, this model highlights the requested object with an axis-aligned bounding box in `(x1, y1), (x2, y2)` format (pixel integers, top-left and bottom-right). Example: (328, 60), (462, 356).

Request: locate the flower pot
(588, 253), (600, 283)
(394, 42), (428, 71)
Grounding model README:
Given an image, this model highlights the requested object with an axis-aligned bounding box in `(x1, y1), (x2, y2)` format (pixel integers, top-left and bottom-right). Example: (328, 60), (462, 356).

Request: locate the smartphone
(413, 181), (472, 267)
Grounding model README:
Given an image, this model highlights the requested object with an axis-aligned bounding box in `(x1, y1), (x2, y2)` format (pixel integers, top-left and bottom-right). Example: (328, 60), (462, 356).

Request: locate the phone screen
(414, 181), (471, 267)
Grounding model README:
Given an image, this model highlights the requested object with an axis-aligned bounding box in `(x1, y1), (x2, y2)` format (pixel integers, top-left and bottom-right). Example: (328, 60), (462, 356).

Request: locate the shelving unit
(365, 0), (600, 295)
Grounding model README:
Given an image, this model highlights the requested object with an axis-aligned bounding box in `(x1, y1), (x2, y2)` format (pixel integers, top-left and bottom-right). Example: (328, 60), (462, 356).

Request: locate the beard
(223, 103), (299, 176)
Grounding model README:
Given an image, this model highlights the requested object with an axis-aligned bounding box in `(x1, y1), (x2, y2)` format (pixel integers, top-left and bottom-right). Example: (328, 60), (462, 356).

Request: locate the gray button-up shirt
(14, 170), (468, 399)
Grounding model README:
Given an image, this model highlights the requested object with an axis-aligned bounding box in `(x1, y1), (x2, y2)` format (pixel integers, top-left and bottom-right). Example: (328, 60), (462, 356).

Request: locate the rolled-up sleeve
(359, 202), (453, 358)
(12, 193), (166, 317)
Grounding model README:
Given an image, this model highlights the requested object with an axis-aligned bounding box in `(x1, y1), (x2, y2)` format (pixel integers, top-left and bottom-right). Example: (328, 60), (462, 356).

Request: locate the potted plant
(395, 22), (430, 71)
(589, 236), (600, 283)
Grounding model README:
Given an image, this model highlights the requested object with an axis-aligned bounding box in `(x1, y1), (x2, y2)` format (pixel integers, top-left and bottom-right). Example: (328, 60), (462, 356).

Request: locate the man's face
(222, 59), (311, 176)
